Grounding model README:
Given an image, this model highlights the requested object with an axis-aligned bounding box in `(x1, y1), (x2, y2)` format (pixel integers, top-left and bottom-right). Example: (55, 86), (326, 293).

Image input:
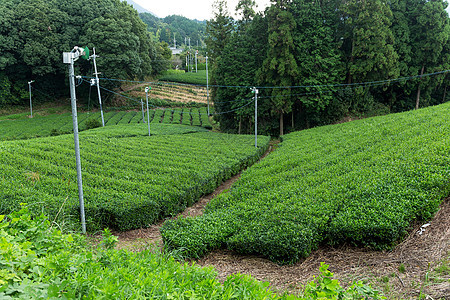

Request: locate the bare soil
(112, 143), (450, 299)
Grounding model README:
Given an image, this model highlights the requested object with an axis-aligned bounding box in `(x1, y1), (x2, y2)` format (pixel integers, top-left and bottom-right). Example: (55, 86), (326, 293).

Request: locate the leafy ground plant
(301, 263), (385, 300)
(0, 205), (384, 299)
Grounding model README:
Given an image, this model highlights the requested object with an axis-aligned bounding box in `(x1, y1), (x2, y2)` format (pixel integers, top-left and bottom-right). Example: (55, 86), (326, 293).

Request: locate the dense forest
(139, 13), (206, 48)
(208, 0), (450, 136)
(0, 0), (171, 105)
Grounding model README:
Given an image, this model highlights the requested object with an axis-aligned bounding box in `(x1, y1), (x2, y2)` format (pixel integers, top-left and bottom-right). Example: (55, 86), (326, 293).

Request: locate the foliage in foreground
(161, 102), (450, 264)
(0, 206), (385, 299)
(0, 125), (269, 231)
(0, 206), (279, 299)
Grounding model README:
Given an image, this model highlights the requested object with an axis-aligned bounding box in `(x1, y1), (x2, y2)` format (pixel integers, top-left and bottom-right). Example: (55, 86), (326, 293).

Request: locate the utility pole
(252, 87), (258, 148)
(89, 47), (105, 127)
(188, 38), (191, 72)
(206, 56), (210, 116)
(63, 46), (89, 234)
(28, 80), (34, 118)
(187, 51), (190, 72)
(145, 87), (151, 136)
(195, 50), (198, 73)
(141, 99), (145, 123)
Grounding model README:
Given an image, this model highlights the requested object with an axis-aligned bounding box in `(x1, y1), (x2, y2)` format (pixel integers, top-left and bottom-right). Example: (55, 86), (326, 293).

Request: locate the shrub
(84, 118), (102, 130)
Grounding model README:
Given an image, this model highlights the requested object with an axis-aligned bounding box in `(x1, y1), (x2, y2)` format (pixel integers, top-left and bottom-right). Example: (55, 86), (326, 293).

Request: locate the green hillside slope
(0, 124), (269, 231)
(161, 102), (450, 264)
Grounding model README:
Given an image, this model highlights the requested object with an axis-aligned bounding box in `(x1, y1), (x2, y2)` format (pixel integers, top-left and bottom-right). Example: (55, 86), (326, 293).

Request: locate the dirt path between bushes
(113, 142), (277, 249)
(111, 141), (449, 299)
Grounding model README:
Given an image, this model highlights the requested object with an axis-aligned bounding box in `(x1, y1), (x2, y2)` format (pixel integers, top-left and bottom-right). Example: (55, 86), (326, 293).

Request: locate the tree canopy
(139, 13), (206, 47)
(0, 0), (169, 106)
(207, 0), (450, 136)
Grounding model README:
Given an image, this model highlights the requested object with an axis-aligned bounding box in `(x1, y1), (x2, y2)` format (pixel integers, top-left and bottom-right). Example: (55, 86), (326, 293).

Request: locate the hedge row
(161, 102), (450, 264)
(0, 124), (269, 231)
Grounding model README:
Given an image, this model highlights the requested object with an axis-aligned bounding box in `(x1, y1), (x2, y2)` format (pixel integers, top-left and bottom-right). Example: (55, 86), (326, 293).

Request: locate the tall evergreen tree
(213, 1), (268, 134)
(259, 0), (298, 136)
(341, 0), (399, 84)
(290, 0), (343, 128)
(408, 0), (449, 109)
(205, 0), (233, 65)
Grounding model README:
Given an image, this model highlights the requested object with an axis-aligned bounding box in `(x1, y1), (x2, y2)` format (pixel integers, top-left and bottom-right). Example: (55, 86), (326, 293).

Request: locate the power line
(81, 79), (254, 116)
(258, 81), (392, 100)
(81, 69), (450, 90)
(258, 69), (450, 90)
(31, 86), (56, 100)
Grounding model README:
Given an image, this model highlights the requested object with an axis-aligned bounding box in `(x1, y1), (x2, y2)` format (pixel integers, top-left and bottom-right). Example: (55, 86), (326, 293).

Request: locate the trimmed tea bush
(162, 102), (450, 264)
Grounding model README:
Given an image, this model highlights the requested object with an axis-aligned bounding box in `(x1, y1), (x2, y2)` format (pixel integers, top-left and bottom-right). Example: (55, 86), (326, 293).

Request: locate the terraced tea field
(0, 123), (269, 231)
(126, 81), (209, 104)
(0, 107), (213, 140)
(161, 102), (450, 264)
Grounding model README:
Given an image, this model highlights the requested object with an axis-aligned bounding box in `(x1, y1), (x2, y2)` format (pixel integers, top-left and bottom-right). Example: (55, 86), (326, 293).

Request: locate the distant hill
(139, 13), (206, 48)
(124, 0), (157, 16)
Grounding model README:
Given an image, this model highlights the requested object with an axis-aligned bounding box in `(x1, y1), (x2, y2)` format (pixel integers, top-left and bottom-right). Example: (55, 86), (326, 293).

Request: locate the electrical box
(63, 52), (73, 64)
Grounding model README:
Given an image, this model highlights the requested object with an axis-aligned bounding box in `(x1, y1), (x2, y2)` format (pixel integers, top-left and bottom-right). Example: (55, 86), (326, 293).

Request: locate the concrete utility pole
(187, 51), (190, 72)
(89, 48), (105, 127)
(206, 56), (210, 116)
(145, 87), (151, 136)
(63, 46), (88, 234)
(252, 87), (259, 148)
(28, 80), (34, 118)
(195, 50), (198, 73)
(141, 99), (145, 123)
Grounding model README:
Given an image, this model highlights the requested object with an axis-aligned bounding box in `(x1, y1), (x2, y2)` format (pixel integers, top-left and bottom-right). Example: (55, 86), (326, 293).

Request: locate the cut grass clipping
(0, 123), (269, 231)
(161, 102), (450, 264)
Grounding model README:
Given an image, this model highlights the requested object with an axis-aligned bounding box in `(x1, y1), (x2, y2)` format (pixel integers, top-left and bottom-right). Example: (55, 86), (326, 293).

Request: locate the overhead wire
(74, 67), (450, 119)
(258, 80), (392, 100)
(30, 86), (56, 100)
(81, 68), (450, 90)
(79, 78), (254, 116)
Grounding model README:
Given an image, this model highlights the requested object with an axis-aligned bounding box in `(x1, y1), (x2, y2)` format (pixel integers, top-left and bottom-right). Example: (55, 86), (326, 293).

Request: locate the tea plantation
(161, 102), (450, 264)
(0, 107), (213, 141)
(0, 123), (269, 231)
(1, 206), (385, 299)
